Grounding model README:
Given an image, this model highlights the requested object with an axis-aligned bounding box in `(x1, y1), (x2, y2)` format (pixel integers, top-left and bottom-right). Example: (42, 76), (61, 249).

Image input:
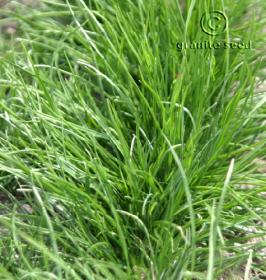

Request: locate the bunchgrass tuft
(0, 0), (265, 279)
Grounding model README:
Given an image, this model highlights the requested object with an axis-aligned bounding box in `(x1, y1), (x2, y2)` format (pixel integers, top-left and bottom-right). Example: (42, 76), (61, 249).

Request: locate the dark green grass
(0, 0), (265, 279)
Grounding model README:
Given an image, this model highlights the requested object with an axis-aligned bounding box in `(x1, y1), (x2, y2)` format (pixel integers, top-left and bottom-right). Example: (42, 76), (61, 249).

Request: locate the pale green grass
(0, 0), (265, 279)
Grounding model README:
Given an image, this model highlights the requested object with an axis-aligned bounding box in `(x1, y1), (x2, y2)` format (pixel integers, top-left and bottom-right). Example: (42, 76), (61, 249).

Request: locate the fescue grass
(0, 0), (265, 279)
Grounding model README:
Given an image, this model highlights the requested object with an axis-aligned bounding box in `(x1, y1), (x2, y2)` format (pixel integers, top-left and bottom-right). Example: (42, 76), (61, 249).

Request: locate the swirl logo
(200, 11), (228, 36)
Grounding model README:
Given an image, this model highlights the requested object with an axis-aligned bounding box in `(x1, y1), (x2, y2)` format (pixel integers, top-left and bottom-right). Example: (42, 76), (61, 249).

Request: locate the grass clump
(0, 0), (265, 279)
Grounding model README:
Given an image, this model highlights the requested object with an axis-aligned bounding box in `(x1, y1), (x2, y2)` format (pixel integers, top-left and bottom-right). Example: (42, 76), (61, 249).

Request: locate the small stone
(22, 204), (33, 214)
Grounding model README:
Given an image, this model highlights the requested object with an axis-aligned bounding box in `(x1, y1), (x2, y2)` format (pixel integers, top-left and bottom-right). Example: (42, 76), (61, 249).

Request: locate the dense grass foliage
(0, 0), (265, 279)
